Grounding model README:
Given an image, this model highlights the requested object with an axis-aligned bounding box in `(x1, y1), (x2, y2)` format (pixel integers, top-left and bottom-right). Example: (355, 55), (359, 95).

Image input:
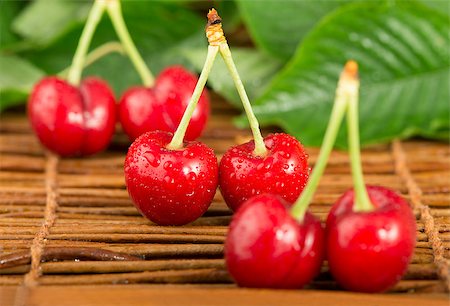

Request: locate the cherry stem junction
(60, 41), (124, 77)
(346, 65), (373, 212)
(106, 0), (155, 87)
(219, 44), (267, 157)
(291, 61), (366, 222)
(167, 45), (219, 150)
(67, 0), (106, 86)
(206, 8), (267, 157)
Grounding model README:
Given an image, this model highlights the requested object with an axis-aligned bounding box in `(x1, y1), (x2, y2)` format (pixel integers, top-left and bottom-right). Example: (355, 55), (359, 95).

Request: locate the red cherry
(155, 66), (209, 141)
(219, 133), (309, 212)
(118, 87), (167, 140)
(28, 76), (115, 156)
(225, 194), (325, 289)
(326, 185), (416, 293)
(118, 65), (209, 141)
(124, 130), (218, 226)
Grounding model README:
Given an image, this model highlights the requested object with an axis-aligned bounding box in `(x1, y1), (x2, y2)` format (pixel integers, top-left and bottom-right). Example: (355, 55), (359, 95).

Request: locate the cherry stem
(67, 0), (106, 86)
(167, 45), (219, 150)
(219, 44), (267, 157)
(291, 61), (358, 222)
(106, 0), (155, 87)
(347, 67), (373, 212)
(205, 8), (267, 157)
(59, 41), (124, 77)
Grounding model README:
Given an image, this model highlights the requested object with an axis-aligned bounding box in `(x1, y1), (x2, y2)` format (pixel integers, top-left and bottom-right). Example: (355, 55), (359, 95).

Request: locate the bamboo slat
(0, 95), (449, 305)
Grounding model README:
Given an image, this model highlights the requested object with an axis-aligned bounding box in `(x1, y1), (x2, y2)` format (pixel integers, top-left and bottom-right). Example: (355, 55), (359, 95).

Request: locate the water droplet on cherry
(144, 151), (160, 167)
(164, 176), (175, 184)
(187, 172), (197, 181)
(163, 161), (173, 170)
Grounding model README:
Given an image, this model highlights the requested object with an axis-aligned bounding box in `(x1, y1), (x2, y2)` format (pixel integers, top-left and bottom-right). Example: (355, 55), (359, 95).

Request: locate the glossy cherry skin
(219, 133), (309, 212)
(225, 194), (325, 288)
(119, 65), (209, 141)
(326, 186), (416, 293)
(28, 76), (115, 156)
(124, 130), (218, 226)
(118, 87), (167, 141)
(155, 66), (209, 141)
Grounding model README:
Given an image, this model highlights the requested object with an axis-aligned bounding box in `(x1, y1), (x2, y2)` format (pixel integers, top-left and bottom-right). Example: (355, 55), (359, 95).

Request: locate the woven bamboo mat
(0, 94), (449, 305)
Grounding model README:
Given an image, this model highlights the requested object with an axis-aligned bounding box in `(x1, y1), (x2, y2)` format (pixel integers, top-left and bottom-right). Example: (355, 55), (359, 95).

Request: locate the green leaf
(422, 128), (450, 141)
(12, 0), (90, 46)
(183, 48), (282, 108)
(419, 0), (450, 14)
(0, 0), (23, 48)
(216, 0), (243, 34)
(237, 0), (449, 61)
(0, 55), (45, 111)
(237, 2), (450, 148)
(17, 2), (205, 96)
(237, 0), (348, 61)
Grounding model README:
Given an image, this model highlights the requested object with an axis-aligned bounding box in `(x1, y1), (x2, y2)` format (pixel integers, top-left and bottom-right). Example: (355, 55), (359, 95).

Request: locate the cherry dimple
(28, 76), (116, 156)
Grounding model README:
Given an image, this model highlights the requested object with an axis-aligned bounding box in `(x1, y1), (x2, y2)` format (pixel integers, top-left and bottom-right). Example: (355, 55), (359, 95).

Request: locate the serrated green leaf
(237, 0), (449, 61)
(237, 0), (348, 61)
(183, 48), (282, 108)
(0, 55), (45, 111)
(237, 2), (450, 148)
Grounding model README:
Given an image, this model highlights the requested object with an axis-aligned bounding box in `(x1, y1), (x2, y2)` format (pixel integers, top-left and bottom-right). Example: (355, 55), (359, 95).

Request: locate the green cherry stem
(59, 41), (124, 77)
(206, 8), (267, 157)
(219, 43), (267, 157)
(166, 45), (219, 150)
(67, 0), (106, 86)
(347, 65), (373, 212)
(291, 61), (358, 222)
(106, 0), (155, 87)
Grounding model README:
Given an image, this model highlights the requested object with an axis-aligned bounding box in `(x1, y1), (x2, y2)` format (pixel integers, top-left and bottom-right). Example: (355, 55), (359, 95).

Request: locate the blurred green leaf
(183, 47), (281, 107)
(237, 0), (348, 61)
(216, 0), (242, 33)
(0, 0), (23, 48)
(421, 128), (450, 141)
(419, 0), (450, 14)
(12, 0), (90, 46)
(0, 55), (44, 111)
(237, 2), (450, 147)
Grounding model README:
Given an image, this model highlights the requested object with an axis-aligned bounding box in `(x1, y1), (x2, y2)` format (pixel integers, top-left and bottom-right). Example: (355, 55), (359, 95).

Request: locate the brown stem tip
(207, 8), (221, 26)
(206, 8), (226, 46)
(344, 60), (359, 80)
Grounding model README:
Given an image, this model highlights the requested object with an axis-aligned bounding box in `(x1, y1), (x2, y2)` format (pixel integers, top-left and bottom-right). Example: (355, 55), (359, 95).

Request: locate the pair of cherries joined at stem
(211, 7), (309, 212)
(124, 9), (310, 226)
(225, 61), (416, 292)
(28, 0), (209, 157)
